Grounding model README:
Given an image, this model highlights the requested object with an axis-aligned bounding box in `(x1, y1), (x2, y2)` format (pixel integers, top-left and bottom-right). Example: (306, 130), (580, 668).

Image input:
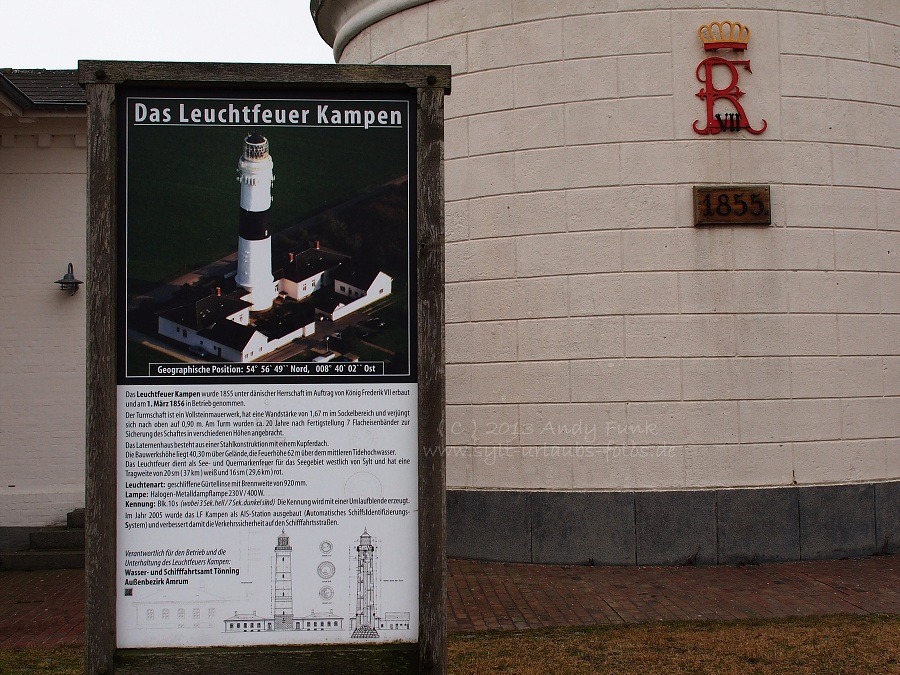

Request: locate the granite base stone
(799, 484), (876, 560)
(447, 489), (531, 563)
(875, 481), (900, 554)
(532, 491), (635, 565)
(717, 487), (800, 564)
(635, 491), (717, 566)
(447, 480), (899, 566)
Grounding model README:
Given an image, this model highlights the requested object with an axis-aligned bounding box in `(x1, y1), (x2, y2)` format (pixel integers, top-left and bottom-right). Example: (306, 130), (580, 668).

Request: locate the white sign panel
(116, 89), (418, 648)
(118, 383), (417, 648)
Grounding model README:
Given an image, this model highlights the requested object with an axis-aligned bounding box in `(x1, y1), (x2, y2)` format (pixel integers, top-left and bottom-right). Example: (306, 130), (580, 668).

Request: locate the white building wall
(241, 331), (272, 362)
(336, 0), (900, 492)
(279, 271), (327, 301)
(158, 317), (198, 346)
(331, 272), (392, 320)
(0, 117), (87, 527)
(229, 308), (250, 325)
(265, 321), (317, 352)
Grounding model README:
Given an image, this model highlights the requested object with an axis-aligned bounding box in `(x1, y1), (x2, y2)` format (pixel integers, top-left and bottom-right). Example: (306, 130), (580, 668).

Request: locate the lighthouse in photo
(236, 132), (277, 311)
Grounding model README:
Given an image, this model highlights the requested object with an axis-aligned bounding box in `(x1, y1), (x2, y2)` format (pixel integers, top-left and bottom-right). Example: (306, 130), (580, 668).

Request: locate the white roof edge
(313, 0), (432, 62)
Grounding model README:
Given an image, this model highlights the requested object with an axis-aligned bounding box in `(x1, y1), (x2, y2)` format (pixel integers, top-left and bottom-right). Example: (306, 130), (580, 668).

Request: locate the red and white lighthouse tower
(236, 133), (277, 311)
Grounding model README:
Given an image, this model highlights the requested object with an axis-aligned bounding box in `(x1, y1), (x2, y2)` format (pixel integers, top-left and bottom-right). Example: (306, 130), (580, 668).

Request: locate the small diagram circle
(319, 540), (333, 555)
(317, 561), (336, 579)
(319, 586), (334, 600)
(344, 472), (383, 499)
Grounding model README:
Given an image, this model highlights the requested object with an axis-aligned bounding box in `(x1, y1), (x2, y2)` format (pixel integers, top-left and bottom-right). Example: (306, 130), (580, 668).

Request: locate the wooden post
(416, 85), (447, 674)
(85, 79), (118, 675)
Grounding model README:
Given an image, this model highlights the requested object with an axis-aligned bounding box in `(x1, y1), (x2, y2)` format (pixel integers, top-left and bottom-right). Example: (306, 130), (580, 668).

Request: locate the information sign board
(81, 62), (448, 674)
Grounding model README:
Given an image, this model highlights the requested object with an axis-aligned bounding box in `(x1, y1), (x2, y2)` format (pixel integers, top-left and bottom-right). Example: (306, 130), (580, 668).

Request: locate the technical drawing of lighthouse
(350, 529), (379, 638)
(224, 530), (345, 636)
(273, 530), (293, 630)
(235, 132), (277, 311)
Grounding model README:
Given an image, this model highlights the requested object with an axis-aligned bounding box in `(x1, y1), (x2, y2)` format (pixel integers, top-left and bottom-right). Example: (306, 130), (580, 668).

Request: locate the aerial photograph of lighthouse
(121, 93), (414, 380)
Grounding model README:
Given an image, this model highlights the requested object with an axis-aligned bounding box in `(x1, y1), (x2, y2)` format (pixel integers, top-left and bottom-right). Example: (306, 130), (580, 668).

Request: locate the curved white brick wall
(321, 0), (900, 494)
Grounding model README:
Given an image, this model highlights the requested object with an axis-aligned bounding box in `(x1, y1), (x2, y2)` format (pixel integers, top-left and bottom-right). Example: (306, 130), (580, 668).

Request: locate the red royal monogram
(693, 56), (767, 135)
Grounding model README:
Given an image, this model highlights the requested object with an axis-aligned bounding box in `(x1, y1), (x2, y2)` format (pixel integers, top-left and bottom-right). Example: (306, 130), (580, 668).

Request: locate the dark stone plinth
(447, 490), (531, 562)
(532, 491), (635, 565)
(635, 491), (716, 566)
(799, 483), (876, 559)
(717, 487), (800, 564)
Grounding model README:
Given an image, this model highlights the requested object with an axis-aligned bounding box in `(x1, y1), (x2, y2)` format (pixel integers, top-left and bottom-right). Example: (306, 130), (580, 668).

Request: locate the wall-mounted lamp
(55, 262), (83, 295)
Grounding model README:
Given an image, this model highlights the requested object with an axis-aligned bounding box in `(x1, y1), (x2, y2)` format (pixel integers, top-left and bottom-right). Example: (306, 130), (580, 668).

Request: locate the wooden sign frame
(80, 61), (449, 674)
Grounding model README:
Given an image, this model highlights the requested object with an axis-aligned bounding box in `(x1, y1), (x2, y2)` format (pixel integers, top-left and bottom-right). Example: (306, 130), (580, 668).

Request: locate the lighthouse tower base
(236, 236), (276, 311)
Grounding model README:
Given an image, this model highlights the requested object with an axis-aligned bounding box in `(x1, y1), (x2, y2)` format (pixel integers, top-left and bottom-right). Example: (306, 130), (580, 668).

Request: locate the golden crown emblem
(698, 21), (750, 51)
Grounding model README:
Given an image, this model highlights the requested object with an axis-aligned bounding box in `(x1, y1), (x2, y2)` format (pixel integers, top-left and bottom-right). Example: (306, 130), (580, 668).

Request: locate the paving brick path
(448, 555), (900, 631)
(1, 555), (897, 647)
(0, 569), (85, 648)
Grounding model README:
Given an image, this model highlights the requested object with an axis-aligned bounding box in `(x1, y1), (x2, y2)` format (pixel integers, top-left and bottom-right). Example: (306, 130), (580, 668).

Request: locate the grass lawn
(3, 614), (897, 674)
(0, 647), (82, 674)
(449, 614), (900, 674)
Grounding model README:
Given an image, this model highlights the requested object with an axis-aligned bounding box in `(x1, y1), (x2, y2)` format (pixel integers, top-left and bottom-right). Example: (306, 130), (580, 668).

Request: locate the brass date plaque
(694, 185), (771, 225)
